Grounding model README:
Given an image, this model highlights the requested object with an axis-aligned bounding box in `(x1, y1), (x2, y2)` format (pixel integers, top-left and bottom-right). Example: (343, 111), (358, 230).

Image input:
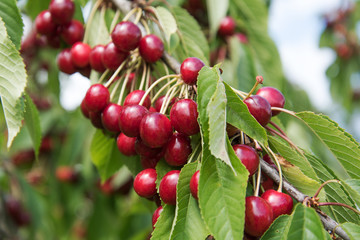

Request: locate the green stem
(254, 162), (262, 197)
(262, 144), (283, 192)
(109, 10), (121, 32)
(151, 78), (179, 104)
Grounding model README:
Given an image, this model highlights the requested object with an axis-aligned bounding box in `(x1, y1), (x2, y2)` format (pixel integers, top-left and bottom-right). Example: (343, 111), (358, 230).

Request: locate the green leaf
(342, 179), (360, 208)
(0, 18), (27, 148)
(0, 0), (23, 49)
(339, 222), (360, 240)
(206, 0), (229, 36)
(261, 215), (291, 240)
(24, 94), (41, 160)
(25, 0), (51, 20)
(296, 111), (360, 179)
(151, 204), (176, 240)
(154, 6), (177, 42)
(87, 10), (111, 47)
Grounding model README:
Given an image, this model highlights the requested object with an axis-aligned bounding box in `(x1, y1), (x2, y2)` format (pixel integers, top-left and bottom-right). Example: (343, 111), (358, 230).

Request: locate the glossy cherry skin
(232, 144), (259, 176)
(159, 170), (180, 205)
(61, 20), (84, 45)
(180, 57), (205, 85)
(141, 155), (161, 169)
(57, 49), (76, 74)
(261, 190), (293, 219)
(101, 103), (122, 133)
(154, 96), (176, 112)
(111, 21), (141, 52)
(49, 0), (75, 25)
(140, 112), (173, 148)
(116, 133), (136, 156)
(245, 196), (273, 237)
(218, 16), (236, 37)
(84, 84), (110, 113)
(244, 95), (272, 126)
(189, 170), (200, 200)
(71, 42), (91, 68)
(89, 111), (103, 129)
(261, 173), (274, 192)
(35, 10), (57, 36)
(164, 133), (192, 166)
(170, 99), (199, 136)
(256, 87), (285, 116)
(139, 34), (164, 63)
(102, 42), (129, 70)
(123, 90), (151, 109)
(152, 206), (163, 229)
(118, 104), (148, 137)
(89, 45), (106, 72)
(135, 138), (164, 158)
(133, 168), (157, 198)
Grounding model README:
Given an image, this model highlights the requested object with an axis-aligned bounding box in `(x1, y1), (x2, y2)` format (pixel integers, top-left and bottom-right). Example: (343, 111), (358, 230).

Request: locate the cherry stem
(269, 121), (287, 137)
(151, 77), (179, 104)
(109, 10), (121, 32)
(160, 60), (170, 76)
(117, 70), (132, 105)
(313, 179), (341, 199)
(98, 69), (110, 83)
(83, 0), (102, 44)
(144, 66), (151, 91)
(187, 142), (201, 163)
(134, 8), (143, 24)
(265, 126), (303, 154)
(245, 76), (263, 99)
(110, 76), (123, 101)
(104, 60), (128, 88)
(122, 7), (139, 21)
(160, 83), (181, 114)
(271, 107), (298, 118)
(318, 202), (360, 215)
(254, 161), (262, 197)
(230, 86), (247, 99)
(138, 63), (147, 90)
(262, 144), (283, 192)
(178, 84), (186, 99)
(141, 19), (151, 34)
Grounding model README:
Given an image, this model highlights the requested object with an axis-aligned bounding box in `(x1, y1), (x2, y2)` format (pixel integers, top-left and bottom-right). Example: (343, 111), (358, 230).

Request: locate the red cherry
(88, 45), (106, 72)
(78, 65), (91, 78)
(61, 20), (84, 45)
(235, 33), (248, 44)
(5, 196), (31, 227)
(180, 57), (205, 85)
(89, 111), (103, 129)
(11, 150), (35, 166)
(189, 170), (200, 200)
(261, 190), (293, 219)
(155, 96), (176, 112)
(152, 206), (163, 229)
(57, 49), (76, 74)
(46, 34), (61, 48)
(232, 144), (259, 176)
(141, 156), (161, 169)
(244, 95), (272, 126)
(101, 103), (122, 133)
(35, 10), (57, 36)
(218, 16), (236, 37)
(123, 90), (151, 109)
(140, 112), (173, 148)
(256, 87), (285, 116)
(56, 166), (78, 183)
(170, 99), (199, 136)
(135, 138), (164, 158)
(71, 42), (91, 68)
(83, 84), (110, 113)
(164, 133), (192, 166)
(49, 0), (75, 25)
(261, 173), (274, 192)
(139, 34), (164, 63)
(159, 170), (180, 205)
(102, 42), (129, 70)
(111, 21), (141, 52)
(263, 154), (277, 170)
(116, 133), (136, 156)
(245, 196), (273, 237)
(118, 105), (148, 137)
(133, 168), (157, 198)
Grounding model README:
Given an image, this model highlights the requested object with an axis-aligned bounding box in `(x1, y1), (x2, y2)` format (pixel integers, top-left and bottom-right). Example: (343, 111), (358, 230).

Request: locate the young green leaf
(0, 0), (24, 49)
(339, 222), (360, 240)
(25, 0), (51, 20)
(24, 94), (41, 160)
(206, 0), (229, 36)
(87, 10), (111, 47)
(151, 204), (176, 240)
(154, 6), (177, 42)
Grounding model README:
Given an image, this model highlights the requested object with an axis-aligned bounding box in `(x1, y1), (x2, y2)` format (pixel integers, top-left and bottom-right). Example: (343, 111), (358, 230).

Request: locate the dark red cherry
(102, 42), (129, 70)
(152, 206), (163, 229)
(49, 0), (75, 25)
(139, 34), (164, 63)
(170, 99), (199, 136)
(261, 173), (274, 192)
(46, 34), (61, 48)
(243, 95), (272, 126)
(123, 90), (151, 109)
(235, 33), (248, 44)
(116, 133), (136, 156)
(5, 196), (31, 227)
(78, 65), (91, 78)
(89, 111), (103, 129)
(133, 168), (157, 198)
(159, 170), (180, 205)
(71, 42), (91, 68)
(35, 10), (57, 36)
(189, 170), (200, 200)
(61, 20), (84, 45)
(89, 45), (106, 72)
(261, 190), (293, 219)
(135, 138), (164, 158)
(57, 49), (76, 74)
(83, 84), (110, 112)
(218, 16), (236, 37)
(164, 133), (192, 166)
(256, 87), (285, 116)
(232, 144), (259, 176)
(245, 196), (273, 237)
(180, 57), (205, 85)
(140, 112), (173, 148)
(141, 156), (161, 169)
(118, 105), (148, 137)
(111, 21), (141, 52)
(263, 154), (277, 170)
(155, 96), (176, 112)
(101, 103), (122, 133)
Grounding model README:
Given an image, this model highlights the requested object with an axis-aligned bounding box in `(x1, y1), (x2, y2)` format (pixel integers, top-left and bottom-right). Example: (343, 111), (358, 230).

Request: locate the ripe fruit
(116, 133), (136, 156)
(140, 112), (173, 148)
(261, 190), (293, 219)
(111, 21), (141, 52)
(102, 42), (129, 70)
(218, 16), (236, 37)
(35, 10), (57, 36)
(71, 42), (91, 68)
(152, 206), (163, 229)
(57, 49), (76, 74)
(164, 133), (192, 166)
(101, 103), (122, 133)
(244, 95), (272, 126)
(61, 20), (84, 45)
(5, 196), (31, 227)
(123, 90), (151, 109)
(89, 111), (103, 129)
(256, 87), (285, 116)
(245, 196), (273, 237)
(139, 34), (164, 63)
(56, 166), (78, 183)
(180, 57), (205, 85)
(119, 105), (148, 137)
(133, 168), (157, 198)
(89, 45), (106, 72)
(159, 170), (180, 205)
(155, 96), (176, 112)
(135, 138), (164, 158)
(170, 99), (199, 136)
(49, 0), (75, 25)
(141, 156), (161, 169)
(189, 170), (200, 199)
(83, 84), (110, 113)
(232, 144), (259, 176)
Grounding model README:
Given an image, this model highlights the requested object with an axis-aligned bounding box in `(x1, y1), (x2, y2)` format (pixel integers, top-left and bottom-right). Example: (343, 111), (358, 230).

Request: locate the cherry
(123, 90), (151, 109)
(261, 190), (293, 219)
(11, 150), (35, 166)
(180, 57), (205, 85)
(35, 10), (57, 36)
(263, 154), (277, 170)
(159, 170), (180, 205)
(49, 0), (75, 25)
(189, 170), (200, 200)
(141, 155), (161, 169)
(111, 21), (141, 52)
(232, 144), (259, 176)
(133, 168), (157, 198)
(256, 87), (285, 116)
(101, 103), (122, 133)
(261, 173), (274, 192)
(243, 95), (272, 126)
(89, 111), (103, 129)
(71, 42), (91, 68)
(152, 206), (163, 229)
(78, 65), (91, 78)
(102, 42), (129, 70)
(170, 99), (199, 136)
(56, 166), (78, 183)
(235, 33), (248, 44)
(245, 196), (273, 237)
(218, 16), (236, 37)
(140, 112), (173, 148)
(46, 34), (61, 48)
(118, 104), (148, 137)
(61, 20), (84, 45)
(57, 49), (76, 74)
(83, 84), (110, 113)
(135, 138), (164, 158)
(155, 96), (176, 112)
(139, 34), (164, 63)
(89, 45), (106, 72)
(116, 133), (137, 156)
(164, 133), (192, 166)
(5, 196), (31, 227)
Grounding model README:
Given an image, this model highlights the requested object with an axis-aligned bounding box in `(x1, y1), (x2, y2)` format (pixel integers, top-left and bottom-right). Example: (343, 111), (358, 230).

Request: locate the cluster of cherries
(218, 16), (248, 44)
